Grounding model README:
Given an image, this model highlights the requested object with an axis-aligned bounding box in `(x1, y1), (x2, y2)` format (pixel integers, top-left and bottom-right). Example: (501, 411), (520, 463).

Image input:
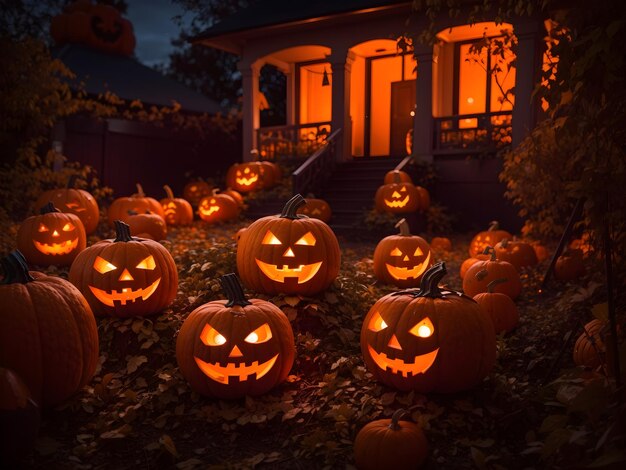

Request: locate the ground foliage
(1, 214), (624, 470)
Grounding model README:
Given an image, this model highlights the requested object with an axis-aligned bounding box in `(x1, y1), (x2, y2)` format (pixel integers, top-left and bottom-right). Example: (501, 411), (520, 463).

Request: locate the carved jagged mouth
(255, 259), (322, 284)
(34, 238), (79, 255)
(200, 206), (220, 217)
(194, 354), (278, 384)
(311, 209), (322, 215)
(236, 176), (258, 186)
(385, 252), (431, 280)
(384, 195), (410, 208)
(91, 18), (123, 43)
(367, 344), (439, 377)
(89, 278), (161, 307)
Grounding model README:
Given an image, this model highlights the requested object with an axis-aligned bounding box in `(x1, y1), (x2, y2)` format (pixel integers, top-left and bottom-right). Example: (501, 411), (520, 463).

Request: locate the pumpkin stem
(389, 409), (409, 431)
(220, 273), (252, 308)
(488, 220), (499, 231)
(482, 246), (497, 261)
(414, 262), (447, 298)
(499, 238), (509, 248)
(40, 201), (61, 214)
(212, 188), (220, 196)
(1, 250), (34, 284)
(113, 220), (135, 242)
(281, 194), (307, 219)
(395, 218), (411, 236)
(66, 174), (79, 189)
(163, 185), (175, 199)
(135, 183), (145, 197)
(487, 278), (508, 293)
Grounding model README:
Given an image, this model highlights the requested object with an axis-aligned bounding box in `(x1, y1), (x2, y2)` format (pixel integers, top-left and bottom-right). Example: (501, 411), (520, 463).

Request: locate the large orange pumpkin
(463, 247), (522, 300)
(176, 274), (295, 399)
(69, 221), (178, 317)
(237, 194), (340, 296)
(160, 185), (193, 226)
(35, 175), (100, 234)
(494, 238), (538, 271)
(468, 221), (512, 257)
(107, 183), (165, 226)
(354, 409), (429, 470)
(361, 262), (496, 393)
(373, 219), (433, 288)
(0, 251), (98, 408)
(459, 254), (490, 280)
(17, 202), (87, 266)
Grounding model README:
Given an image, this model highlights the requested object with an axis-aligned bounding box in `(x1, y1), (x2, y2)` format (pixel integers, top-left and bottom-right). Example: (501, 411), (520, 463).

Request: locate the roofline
(190, 2), (412, 55)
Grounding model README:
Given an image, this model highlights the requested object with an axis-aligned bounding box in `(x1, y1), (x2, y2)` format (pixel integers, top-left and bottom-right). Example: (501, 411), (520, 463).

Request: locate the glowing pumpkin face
(69, 221), (178, 317)
(86, 4), (134, 54)
(361, 263), (497, 393)
(197, 193), (240, 224)
(296, 198), (332, 223)
(374, 183), (419, 214)
(183, 181), (212, 206)
(373, 219), (433, 288)
(160, 185), (193, 226)
(237, 195), (340, 295)
(226, 163), (263, 193)
(468, 221), (512, 257)
(17, 202), (86, 266)
(176, 274), (295, 399)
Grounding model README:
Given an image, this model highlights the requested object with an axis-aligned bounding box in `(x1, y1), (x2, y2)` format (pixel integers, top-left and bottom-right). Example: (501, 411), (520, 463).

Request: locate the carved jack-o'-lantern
(237, 194), (340, 295)
(107, 183), (165, 226)
(373, 219), (432, 288)
(183, 180), (212, 207)
(384, 169), (413, 185)
(468, 221), (512, 258)
(17, 202), (87, 266)
(160, 185), (193, 226)
(226, 163), (264, 193)
(361, 263), (496, 393)
(176, 274), (295, 399)
(69, 221), (177, 317)
(35, 175), (100, 234)
(296, 196), (332, 223)
(197, 190), (240, 224)
(375, 172), (420, 214)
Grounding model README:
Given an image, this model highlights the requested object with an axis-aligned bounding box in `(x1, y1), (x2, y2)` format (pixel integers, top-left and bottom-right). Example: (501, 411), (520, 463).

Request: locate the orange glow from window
(299, 62), (331, 124)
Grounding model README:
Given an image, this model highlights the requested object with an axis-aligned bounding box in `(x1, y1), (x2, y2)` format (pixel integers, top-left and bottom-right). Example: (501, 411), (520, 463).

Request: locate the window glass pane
(458, 43), (487, 118)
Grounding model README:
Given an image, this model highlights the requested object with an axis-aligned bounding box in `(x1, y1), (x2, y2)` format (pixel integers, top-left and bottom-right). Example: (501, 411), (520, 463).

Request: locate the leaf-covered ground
(4, 218), (624, 470)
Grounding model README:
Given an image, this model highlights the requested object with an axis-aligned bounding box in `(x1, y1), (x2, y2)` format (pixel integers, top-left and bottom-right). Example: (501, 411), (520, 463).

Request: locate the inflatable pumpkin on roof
(50, 0), (136, 56)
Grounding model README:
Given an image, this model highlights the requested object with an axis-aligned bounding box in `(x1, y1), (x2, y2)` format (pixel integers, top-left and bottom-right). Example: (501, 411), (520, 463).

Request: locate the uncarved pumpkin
(0, 251), (98, 408)
(383, 169), (413, 184)
(468, 221), (512, 257)
(463, 247), (521, 300)
(430, 237), (451, 252)
(126, 210), (167, 241)
(473, 278), (519, 334)
(107, 183), (165, 226)
(573, 319), (606, 369)
(494, 238), (538, 271)
(555, 250), (586, 281)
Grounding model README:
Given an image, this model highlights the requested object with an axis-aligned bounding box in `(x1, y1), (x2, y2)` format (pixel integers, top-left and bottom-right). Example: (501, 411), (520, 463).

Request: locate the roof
(53, 44), (221, 115)
(193, 0), (409, 43)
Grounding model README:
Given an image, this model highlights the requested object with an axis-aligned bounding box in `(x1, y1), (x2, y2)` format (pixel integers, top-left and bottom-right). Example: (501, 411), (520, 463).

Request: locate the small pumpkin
(296, 196), (332, 223)
(17, 202), (87, 266)
(373, 219), (432, 288)
(69, 221), (178, 317)
(375, 173), (420, 214)
(468, 221), (512, 257)
(0, 251), (99, 407)
(222, 188), (245, 208)
(126, 210), (167, 241)
(197, 190), (241, 224)
(361, 262), (496, 393)
(107, 183), (165, 226)
(473, 278), (519, 334)
(176, 273), (295, 399)
(383, 169), (413, 184)
(160, 185), (193, 226)
(459, 254), (489, 280)
(554, 250), (586, 281)
(35, 175), (100, 234)
(414, 185), (430, 211)
(354, 409), (429, 470)
(237, 194), (340, 296)
(531, 241), (549, 263)
(430, 236), (451, 252)
(226, 162), (264, 192)
(573, 319), (607, 369)
(0, 367), (41, 463)
(463, 247), (521, 300)
(257, 161), (281, 188)
(183, 180), (213, 206)
(494, 238), (538, 270)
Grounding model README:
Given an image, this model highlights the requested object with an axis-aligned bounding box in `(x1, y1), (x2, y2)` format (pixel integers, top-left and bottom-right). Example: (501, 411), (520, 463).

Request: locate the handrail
(433, 110), (512, 152)
(292, 128), (342, 196)
(256, 121), (331, 160)
(394, 155), (413, 172)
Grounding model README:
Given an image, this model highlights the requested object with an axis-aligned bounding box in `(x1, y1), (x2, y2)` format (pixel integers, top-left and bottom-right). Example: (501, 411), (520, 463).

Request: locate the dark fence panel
(62, 116), (241, 198)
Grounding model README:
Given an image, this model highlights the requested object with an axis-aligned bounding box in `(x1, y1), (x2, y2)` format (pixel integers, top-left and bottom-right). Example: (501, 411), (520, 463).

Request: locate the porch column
(328, 50), (355, 162)
(238, 60), (262, 161)
(412, 46), (434, 163)
(285, 63), (296, 126)
(512, 19), (542, 148)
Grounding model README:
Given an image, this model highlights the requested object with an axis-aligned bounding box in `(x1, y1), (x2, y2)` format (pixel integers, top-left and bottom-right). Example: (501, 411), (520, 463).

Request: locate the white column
(328, 50), (354, 162)
(412, 46), (434, 163)
(238, 60), (262, 161)
(512, 20), (541, 148)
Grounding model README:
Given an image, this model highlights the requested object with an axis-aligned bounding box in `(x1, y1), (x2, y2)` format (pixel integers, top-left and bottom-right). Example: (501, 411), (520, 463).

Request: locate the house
(193, 0), (546, 231)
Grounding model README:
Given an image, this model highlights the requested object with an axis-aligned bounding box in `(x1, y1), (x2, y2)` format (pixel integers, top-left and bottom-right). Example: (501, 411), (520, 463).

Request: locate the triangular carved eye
(38, 223), (49, 232)
(368, 312), (388, 332)
(390, 247), (403, 256)
(414, 246), (423, 256)
(295, 232), (316, 246)
(400, 186), (407, 192)
(409, 317), (435, 338)
(262, 231), (282, 245)
(94, 256), (117, 273)
(244, 323), (272, 344)
(200, 324), (227, 346)
(136, 255), (156, 270)
(62, 223), (75, 231)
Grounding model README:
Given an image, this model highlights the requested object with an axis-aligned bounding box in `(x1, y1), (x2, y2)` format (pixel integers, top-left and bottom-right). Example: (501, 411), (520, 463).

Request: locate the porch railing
(292, 128), (342, 196)
(433, 111), (512, 153)
(257, 121), (332, 160)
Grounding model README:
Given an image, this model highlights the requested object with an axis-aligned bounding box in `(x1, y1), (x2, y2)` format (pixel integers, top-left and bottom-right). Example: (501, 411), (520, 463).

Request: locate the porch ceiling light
(322, 68), (330, 87)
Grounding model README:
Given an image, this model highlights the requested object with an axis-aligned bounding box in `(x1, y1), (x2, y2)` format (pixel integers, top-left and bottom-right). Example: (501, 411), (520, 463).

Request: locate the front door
(390, 80), (416, 156)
